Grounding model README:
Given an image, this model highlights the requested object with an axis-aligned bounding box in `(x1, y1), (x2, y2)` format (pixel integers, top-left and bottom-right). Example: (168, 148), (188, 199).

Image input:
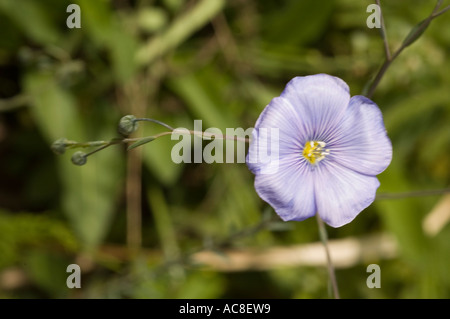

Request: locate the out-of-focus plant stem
(316, 213), (340, 299)
(365, 0), (449, 98)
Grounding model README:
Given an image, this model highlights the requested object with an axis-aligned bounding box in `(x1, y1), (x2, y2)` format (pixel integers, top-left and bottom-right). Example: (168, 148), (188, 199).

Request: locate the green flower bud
(51, 138), (68, 155)
(71, 151), (87, 166)
(118, 115), (138, 136)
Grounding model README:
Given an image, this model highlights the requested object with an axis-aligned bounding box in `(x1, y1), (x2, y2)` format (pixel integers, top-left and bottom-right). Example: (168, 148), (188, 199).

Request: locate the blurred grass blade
(147, 186), (180, 261)
(136, 0), (225, 65)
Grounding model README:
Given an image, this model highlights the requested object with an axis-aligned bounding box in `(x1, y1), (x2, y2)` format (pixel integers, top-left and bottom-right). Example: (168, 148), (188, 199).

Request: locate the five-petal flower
(246, 74), (392, 227)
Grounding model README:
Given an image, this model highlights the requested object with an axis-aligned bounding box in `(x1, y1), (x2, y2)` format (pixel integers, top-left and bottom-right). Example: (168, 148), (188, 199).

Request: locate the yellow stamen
(302, 140), (329, 164)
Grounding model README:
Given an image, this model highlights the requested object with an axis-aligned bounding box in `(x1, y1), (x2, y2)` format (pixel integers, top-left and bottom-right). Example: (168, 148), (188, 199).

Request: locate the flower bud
(71, 151), (87, 166)
(51, 138), (68, 155)
(118, 115), (138, 136)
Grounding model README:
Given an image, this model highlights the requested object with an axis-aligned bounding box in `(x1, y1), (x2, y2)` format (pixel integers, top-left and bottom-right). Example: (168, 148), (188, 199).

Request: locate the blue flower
(246, 74), (392, 227)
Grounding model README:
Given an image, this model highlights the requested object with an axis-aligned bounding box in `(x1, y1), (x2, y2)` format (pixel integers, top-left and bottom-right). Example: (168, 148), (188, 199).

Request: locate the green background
(0, 0), (449, 298)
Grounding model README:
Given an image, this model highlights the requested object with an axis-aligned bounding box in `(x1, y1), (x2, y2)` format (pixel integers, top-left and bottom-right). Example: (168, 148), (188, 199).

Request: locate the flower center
(302, 141), (329, 165)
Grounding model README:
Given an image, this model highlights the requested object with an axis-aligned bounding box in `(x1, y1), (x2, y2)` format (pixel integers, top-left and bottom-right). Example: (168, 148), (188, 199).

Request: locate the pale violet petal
(280, 74), (350, 141)
(247, 74), (351, 174)
(327, 95), (392, 175)
(254, 158), (316, 222)
(314, 161), (380, 227)
(247, 96), (306, 174)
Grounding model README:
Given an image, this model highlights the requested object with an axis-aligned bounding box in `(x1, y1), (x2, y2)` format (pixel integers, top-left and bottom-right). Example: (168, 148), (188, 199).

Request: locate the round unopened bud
(71, 151), (87, 166)
(51, 138), (68, 155)
(118, 115), (138, 136)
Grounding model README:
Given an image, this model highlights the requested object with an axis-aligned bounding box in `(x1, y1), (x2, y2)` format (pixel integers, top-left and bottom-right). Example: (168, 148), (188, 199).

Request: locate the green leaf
(127, 136), (156, 150)
(402, 18), (430, 48)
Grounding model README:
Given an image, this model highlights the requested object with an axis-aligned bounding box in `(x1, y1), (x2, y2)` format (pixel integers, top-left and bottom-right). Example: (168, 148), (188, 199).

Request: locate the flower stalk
(364, 0), (449, 98)
(52, 116), (251, 165)
(316, 213), (340, 299)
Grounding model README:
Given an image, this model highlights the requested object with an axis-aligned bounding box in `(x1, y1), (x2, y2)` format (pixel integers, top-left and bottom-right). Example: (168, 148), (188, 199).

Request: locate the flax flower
(246, 74), (392, 227)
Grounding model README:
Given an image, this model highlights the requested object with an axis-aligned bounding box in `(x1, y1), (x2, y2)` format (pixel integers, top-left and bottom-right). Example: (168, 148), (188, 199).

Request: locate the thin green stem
(66, 140), (110, 149)
(365, 58), (393, 99)
(84, 143), (114, 158)
(316, 213), (340, 299)
(434, 0), (444, 11)
(83, 138), (125, 158)
(375, 0), (391, 60)
(123, 131), (173, 143)
(432, 5), (450, 18)
(124, 128), (251, 149)
(365, 0), (448, 98)
(61, 127), (251, 164)
(135, 118), (175, 131)
(184, 129), (250, 143)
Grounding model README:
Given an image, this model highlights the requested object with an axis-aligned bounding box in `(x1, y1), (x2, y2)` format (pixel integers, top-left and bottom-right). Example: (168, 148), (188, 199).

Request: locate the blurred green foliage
(0, 0), (449, 298)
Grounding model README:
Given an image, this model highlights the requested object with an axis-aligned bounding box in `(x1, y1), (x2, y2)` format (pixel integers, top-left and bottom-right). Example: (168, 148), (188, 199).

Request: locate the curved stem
(432, 5), (450, 18)
(186, 130), (250, 143)
(365, 0), (447, 98)
(375, 0), (391, 61)
(135, 118), (175, 131)
(316, 213), (340, 299)
(61, 121), (252, 164)
(123, 131), (173, 143)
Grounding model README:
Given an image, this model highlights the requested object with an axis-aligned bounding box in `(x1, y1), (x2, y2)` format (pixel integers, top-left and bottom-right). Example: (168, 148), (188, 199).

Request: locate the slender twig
(135, 118), (175, 131)
(185, 130), (250, 143)
(57, 126), (251, 158)
(59, 127), (250, 166)
(432, 5), (450, 18)
(125, 131), (173, 142)
(84, 140), (120, 157)
(375, 0), (391, 60)
(434, 0), (444, 12)
(316, 213), (340, 299)
(365, 0), (448, 98)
